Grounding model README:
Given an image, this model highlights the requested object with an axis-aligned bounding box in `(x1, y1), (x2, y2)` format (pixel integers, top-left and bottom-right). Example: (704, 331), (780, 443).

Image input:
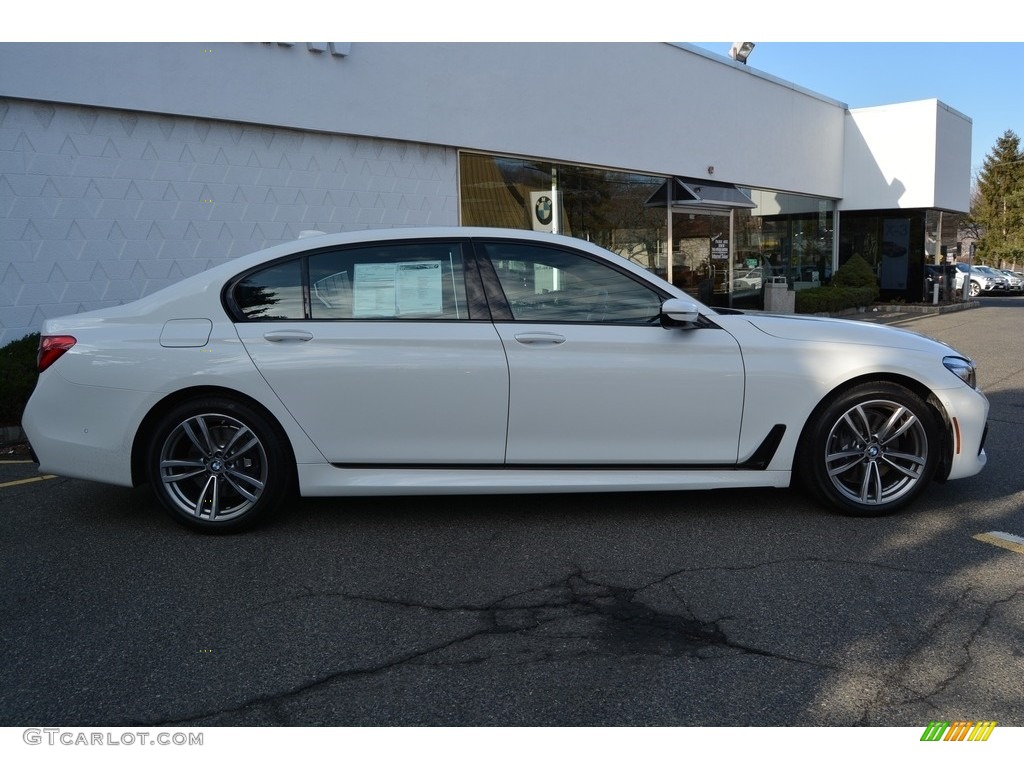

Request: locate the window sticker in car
(353, 261), (443, 317)
(397, 262), (443, 316)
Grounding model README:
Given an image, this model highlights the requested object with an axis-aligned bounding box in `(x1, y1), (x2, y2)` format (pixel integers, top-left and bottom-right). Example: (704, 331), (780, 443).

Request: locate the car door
(230, 240), (510, 464)
(477, 240), (745, 466)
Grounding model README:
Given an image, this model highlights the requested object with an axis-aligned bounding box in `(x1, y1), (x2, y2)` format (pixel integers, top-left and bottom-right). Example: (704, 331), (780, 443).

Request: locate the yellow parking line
(0, 460), (35, 465)
(0, 475), (58, 489)
(973, 531), (1024, 556)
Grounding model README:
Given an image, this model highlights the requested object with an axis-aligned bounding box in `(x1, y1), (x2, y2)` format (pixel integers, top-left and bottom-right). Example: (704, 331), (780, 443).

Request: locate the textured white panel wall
(0, 98), (459, 344)
(0, 42), (850, 200)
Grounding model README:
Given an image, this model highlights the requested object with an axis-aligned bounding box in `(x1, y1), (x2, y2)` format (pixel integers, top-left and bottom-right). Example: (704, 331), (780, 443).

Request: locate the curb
(823, 300), (981, 325)
(0, 425), (27, 445)
(870, 300), (980, 316)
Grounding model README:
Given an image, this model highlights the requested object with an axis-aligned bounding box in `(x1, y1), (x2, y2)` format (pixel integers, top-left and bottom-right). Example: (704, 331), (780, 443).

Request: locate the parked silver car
(973, 266), (1011, 293)
(955, 263), (1006, 297)
(996, 268), (1024, 292)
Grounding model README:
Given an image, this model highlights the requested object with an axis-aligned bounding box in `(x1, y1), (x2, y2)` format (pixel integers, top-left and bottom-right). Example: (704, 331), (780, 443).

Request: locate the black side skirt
(331, 426), (788, 473)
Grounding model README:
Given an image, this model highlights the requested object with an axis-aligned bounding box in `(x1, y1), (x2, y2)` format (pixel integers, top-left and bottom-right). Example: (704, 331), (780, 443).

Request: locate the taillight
(38, 335), (76, 372)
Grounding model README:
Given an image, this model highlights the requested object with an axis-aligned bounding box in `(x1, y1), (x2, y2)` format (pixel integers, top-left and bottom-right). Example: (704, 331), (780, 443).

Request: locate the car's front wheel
(147, 397), (291, 532)
(798, 382), (940, 516)
(969, 280), (981, 297)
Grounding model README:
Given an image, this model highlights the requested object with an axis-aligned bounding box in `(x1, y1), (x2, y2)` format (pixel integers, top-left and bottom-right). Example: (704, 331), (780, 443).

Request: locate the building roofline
(667, 43), (849, 110)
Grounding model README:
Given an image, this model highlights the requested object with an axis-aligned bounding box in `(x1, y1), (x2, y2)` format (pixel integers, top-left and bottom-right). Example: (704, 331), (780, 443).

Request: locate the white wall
(0, 42), (849, 199)
(0, 98), (458, 344)
(0, 43), (974, 344)
(933, 101), (974, 212)
(841, 99), (972, 212)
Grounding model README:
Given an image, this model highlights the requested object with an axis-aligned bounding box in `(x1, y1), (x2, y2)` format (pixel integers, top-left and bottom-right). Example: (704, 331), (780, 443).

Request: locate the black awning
(645, 177), (756, 209)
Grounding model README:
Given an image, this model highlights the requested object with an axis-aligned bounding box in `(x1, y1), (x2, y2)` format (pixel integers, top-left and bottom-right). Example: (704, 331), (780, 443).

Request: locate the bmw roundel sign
(529, 191), (560, 232)
(535, 195), (553, 225)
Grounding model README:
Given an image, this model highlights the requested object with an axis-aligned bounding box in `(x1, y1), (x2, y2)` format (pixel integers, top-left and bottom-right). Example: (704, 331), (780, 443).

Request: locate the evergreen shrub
(795, 254), (879, 314)
(0, 333), (40, 426)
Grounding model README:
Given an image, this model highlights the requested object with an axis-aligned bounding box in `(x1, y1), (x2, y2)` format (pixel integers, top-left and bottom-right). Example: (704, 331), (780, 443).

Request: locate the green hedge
(0, 333), (39, 426)
(795, 254), (880, 315)
(831, 253), (878, 292)
(795, 286), (878, 314)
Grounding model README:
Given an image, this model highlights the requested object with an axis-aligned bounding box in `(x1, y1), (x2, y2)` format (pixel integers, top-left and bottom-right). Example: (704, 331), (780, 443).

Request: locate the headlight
(943, 356), (977, 389)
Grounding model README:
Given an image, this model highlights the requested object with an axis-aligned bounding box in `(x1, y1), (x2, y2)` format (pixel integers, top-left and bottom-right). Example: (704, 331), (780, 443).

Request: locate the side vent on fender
(739, 425), (787, 470)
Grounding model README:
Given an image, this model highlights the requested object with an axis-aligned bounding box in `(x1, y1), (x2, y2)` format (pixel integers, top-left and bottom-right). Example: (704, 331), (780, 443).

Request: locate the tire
(969, 281), (980, 297)
(798, 382), (940, 516)
(147, 397), (292, 532)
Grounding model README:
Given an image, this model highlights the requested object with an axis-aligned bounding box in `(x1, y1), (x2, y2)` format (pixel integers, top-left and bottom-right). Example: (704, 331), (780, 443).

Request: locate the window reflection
(461, 153), (668, 275)
(732, 192), (834, 308)
(483, 242), (662, 325)
(460, 151), (839, 310)
(234, 260), (304, 320)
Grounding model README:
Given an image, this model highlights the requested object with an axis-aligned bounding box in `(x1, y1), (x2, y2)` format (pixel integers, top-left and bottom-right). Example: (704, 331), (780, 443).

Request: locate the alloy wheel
(823, 398), (929, 506)
(158, 412), (269, 522)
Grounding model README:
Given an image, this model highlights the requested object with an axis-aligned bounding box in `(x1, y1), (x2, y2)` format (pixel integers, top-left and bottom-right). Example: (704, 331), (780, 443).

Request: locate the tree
(960, 183), (983, 241)
(973, 130), (1024, 266)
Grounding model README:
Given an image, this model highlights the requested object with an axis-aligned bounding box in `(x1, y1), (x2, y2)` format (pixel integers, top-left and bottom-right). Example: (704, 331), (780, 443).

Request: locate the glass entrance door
(670, 210), (733, 307)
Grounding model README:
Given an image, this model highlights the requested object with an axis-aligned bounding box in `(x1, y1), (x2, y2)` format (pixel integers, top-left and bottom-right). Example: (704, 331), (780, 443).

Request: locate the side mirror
(660, 298), (700, 328)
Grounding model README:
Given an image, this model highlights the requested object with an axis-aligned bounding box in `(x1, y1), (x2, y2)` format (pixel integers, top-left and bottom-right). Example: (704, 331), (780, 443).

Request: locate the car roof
(76, 227), (700, 323)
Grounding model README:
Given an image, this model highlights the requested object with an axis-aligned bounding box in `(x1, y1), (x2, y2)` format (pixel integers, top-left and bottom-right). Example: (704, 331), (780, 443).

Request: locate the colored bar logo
(921, 721), (997, 741)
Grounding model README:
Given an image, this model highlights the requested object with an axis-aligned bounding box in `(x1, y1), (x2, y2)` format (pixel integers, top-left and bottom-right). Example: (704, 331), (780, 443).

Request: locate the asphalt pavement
(1, 297), (1022, 731)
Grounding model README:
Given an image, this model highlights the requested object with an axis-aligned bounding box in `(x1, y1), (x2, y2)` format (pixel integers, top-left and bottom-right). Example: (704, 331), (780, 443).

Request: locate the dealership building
(0, 42), (972, 345)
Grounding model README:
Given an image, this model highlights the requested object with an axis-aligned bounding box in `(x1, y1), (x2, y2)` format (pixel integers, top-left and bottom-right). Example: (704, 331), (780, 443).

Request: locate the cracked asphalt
(1, 297), (1023, 727)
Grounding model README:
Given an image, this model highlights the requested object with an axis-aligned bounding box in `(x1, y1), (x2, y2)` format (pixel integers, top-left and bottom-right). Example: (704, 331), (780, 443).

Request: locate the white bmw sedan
(22, 227), (989, 532)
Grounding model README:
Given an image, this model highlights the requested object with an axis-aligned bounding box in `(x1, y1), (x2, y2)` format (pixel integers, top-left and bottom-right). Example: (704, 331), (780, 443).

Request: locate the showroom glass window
(481, 242), (663, 325)
(837, 210), (931, 302)
(460, 152), (842, 311)
(732, 192), (835, 300)
(460, 153), (669, 277)
(232, 242), (470, 321)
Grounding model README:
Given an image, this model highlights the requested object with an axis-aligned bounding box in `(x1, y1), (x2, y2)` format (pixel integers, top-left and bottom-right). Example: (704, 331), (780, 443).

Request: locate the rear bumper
(21, 371), (158, 488)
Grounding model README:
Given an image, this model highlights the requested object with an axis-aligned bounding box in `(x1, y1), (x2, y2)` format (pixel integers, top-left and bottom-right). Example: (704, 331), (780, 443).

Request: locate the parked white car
(955, 263), (1006, 296)
(996, 268), (1024, 292)
(22, 228), (989, 532)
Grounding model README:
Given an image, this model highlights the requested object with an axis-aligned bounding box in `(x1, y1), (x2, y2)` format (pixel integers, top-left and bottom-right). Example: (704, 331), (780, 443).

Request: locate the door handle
(263, 330), (314, 343)
(513, 332), (566, 345)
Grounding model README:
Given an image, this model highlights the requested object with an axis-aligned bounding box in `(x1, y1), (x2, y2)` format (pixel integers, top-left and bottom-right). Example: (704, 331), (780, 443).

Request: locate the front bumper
(937, 385), (989, 481)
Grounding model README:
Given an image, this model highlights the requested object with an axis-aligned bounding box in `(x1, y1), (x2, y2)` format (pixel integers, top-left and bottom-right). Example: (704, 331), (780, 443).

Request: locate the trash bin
(763, 277), (794, 313)
(943, 262), (957, 303)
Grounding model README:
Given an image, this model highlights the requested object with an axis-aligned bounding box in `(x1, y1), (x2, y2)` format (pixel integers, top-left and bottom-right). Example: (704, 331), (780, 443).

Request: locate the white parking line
(973, 531), (1024, 555)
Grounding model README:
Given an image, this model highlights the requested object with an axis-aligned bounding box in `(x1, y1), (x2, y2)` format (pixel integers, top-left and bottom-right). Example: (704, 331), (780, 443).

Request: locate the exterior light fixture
(729, 42), (755, 64)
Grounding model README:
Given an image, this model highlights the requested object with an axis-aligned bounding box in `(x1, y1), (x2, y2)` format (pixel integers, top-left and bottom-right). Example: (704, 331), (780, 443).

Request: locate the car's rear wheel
(147, 397), (291, 532)
(799, 382), (940, 516)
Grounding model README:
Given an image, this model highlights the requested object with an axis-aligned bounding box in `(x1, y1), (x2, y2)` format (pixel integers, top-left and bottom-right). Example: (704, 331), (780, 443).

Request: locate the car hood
(736, 312), (957, 354)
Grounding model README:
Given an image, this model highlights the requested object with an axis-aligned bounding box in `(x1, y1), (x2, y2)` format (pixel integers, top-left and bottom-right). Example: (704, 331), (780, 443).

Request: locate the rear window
(229, 241), (469, 321)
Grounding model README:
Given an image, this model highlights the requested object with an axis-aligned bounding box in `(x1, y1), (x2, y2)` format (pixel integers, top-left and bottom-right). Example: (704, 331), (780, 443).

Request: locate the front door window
(483, 242), (663, 325)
